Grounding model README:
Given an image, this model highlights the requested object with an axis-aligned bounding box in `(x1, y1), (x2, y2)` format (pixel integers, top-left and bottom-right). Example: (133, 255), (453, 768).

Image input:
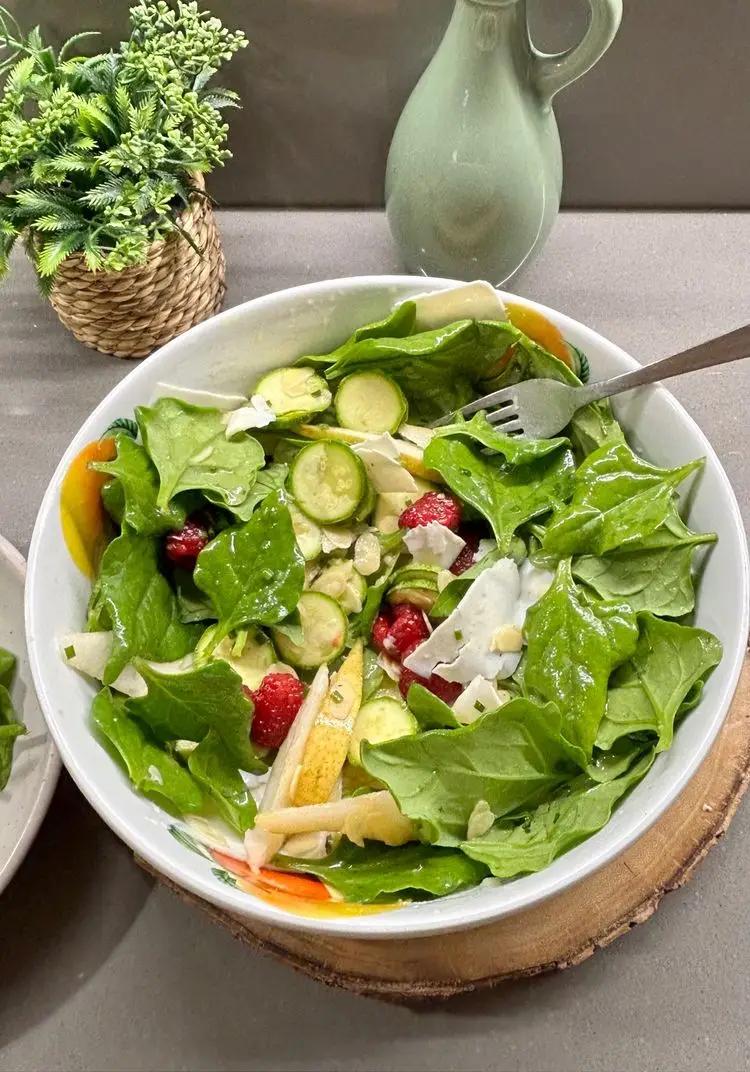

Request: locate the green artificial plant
(0, 1), (246, 291)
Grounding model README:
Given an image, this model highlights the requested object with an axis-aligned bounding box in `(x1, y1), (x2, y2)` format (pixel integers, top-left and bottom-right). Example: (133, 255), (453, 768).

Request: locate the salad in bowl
(54, 281), (727, 921)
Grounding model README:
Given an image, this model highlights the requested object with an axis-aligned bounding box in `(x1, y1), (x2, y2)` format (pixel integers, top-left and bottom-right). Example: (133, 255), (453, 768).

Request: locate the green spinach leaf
(315, 319), (520, 423)
(97, 527), (200, 684)
(405, 683), (461, 730)
(572, 505), (716, 617)
(92, 433), (186, 535)
(423, 437), (575, 550)
(542, 440), (703, 557)
(229, 462), (289, 522)
(597, 613), (723, 752)
(276, 838), (489, 903)
(187, 730), (257, 833)
(127, 659), (265, 773)
(92, 688), (204, 814)
(193, 492), (304, 640)
(461, 752), (653, 879)
(301, 302), (418, 369)
(524, 560), (638, 759)
(0, 651), (26, 791)
(569, 401), (625, 459)
(362, 698), (578, 846)
(433, 411), (568, 466)
(174, 569), (216, 624)
(0, 646), (15, 689)
(136, 398), (264, 513)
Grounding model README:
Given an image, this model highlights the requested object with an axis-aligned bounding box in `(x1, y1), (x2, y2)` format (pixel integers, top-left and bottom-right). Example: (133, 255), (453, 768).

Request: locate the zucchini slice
(272, 592), (347, 668)
(289, 441), (366, 524)
(334, 372), (408, 434)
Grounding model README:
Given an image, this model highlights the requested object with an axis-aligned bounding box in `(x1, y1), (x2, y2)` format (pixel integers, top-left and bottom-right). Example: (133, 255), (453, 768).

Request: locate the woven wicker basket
(48, 178), (226, 359)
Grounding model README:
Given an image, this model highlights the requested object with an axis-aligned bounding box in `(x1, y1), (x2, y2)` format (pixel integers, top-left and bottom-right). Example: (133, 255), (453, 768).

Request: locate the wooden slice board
(142, 652), (750, 1003)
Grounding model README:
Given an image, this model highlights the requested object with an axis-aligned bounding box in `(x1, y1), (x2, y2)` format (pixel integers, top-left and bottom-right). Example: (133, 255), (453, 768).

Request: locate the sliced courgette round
(254, 367), (332, 424)
(289, 503), (322, 561)
(289, 441), (366, 524)
(348, 696), (417, 765)
(272, 591), (347, 668)
(334, 372), (408, 434)
(311, 560), (367, 614)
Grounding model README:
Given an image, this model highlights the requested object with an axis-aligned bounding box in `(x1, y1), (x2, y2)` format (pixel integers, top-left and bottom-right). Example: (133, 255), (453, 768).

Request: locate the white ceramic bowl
(26, 276), (749, 939)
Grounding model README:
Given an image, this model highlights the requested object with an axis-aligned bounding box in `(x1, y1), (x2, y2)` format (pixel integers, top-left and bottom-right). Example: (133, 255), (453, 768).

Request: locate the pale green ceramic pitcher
(385, 0), (622, 283)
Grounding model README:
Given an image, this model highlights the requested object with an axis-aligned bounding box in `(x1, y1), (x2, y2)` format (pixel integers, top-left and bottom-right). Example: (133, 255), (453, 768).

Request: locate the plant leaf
(136, 398), (264, 512)
(433, 411), (568, 466)
(405, 683), (461, 730)
(228, 462), (288, 522)
(461, 752), (653, 879)
(597, 613), (723, 752)
(92, 433), (186, 536)
(187, 730), (257, 833)
(362, 698), (578, 845)
(193, 492), (304, 638)
(423, 437), (575, 551)
(92, 688), (203, 814)
(572, 504), (717, 617)
(311, 318), (520, 424)
(97, 526), (200, 684)
(276, 838), (489, 903)
(524, 560), (638, 759)
(542, 441), (703, 557)
(128, 659), (264, 773)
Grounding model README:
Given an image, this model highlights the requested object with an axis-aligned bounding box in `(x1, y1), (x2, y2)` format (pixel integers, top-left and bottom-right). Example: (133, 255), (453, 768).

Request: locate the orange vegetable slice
(59, 437), (116, 578)
(505, 302), (573, 368)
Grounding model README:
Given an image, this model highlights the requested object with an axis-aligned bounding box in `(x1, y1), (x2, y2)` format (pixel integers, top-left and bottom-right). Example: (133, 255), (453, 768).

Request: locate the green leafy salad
(62, 282), (722, 908)
(0, 646), (26, 790)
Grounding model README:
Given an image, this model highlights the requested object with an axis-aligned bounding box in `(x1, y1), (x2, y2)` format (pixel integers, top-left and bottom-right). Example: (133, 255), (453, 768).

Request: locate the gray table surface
(1, 211), (749, 1072)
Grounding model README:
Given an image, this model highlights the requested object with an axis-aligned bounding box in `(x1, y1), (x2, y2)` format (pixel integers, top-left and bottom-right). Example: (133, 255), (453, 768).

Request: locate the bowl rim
(26, 275), (750, 939)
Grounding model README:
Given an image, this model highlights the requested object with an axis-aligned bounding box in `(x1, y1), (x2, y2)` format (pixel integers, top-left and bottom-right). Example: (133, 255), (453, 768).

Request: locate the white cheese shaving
(351, 434), (417, 493)
(403, 521), (465, 569)
(451, 676), (511, 725)
(155, 382), (247, 410)
(224, 394), (276, 436)
(407, 281), (507, 332)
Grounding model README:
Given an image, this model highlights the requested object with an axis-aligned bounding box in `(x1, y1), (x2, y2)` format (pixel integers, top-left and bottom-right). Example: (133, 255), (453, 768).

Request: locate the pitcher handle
(533, 0), (622, 106)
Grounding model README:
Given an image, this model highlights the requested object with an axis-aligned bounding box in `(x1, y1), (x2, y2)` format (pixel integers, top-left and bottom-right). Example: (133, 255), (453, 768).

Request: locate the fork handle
(577, 323), (750, 405)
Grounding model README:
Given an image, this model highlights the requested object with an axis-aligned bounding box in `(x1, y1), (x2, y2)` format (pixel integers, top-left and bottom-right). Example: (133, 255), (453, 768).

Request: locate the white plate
(0, 534), (60, 894)
(25, 276), (750, 939)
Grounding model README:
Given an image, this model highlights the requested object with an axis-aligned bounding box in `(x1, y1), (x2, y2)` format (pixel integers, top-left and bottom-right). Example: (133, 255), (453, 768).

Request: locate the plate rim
(0, 533), (61, 896)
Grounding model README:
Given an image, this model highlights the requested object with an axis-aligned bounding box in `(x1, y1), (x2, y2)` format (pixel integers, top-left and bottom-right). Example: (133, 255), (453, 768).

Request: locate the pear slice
(244, 664), (329, 870)
(291, 642), (364, 807)
(256, 791), (415, 847)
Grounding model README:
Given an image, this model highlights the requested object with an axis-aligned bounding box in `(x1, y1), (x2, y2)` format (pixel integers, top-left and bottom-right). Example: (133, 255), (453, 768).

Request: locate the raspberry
(165, 516), (211, 569)
(450, 526), (483, 575)
(371, 608), (395, 655)
(388, 604), (430, 657)
(398, 491), (462, 532)
(248, 673), (305, 749)
(398, 667), (462, 706)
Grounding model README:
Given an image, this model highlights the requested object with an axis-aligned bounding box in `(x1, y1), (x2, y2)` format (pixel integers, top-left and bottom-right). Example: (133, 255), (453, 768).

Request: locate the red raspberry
(165, 516), (211, 569)
(398, 491), (462, 532)
(388, 604), (430, 658)
(371, 608), (394, 655)
(398, 667), (462, 706)
(450, 526), (482, 576)
(248, 673), (305, 749)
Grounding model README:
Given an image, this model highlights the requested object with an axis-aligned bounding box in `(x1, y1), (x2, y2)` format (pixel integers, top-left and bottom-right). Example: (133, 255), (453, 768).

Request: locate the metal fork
(432, 323), (750, 438)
